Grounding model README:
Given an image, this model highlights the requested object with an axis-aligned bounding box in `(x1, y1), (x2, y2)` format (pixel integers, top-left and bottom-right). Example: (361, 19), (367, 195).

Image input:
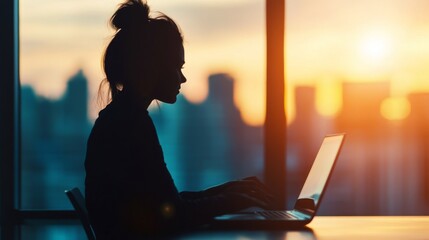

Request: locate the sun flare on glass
(360, 34), (392, 62)
(380, 97), (411, 121)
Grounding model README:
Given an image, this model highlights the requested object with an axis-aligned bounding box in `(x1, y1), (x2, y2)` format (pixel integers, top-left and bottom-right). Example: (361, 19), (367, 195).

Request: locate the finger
(228, 184), (277, 207)
(232, 181), (276, 200)
(242, 176), (259, 182)
(240, 193), (271, 209)
(240, 178), (273, 194)
(246, 187), (277, 206)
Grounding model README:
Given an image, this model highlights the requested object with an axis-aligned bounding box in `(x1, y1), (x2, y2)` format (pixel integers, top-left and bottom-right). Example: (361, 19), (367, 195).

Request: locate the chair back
(65, 187), (96, 240)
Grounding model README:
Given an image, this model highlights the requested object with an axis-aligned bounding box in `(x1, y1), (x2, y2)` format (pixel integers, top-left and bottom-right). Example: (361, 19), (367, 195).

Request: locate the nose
(181, 72), (187, 83)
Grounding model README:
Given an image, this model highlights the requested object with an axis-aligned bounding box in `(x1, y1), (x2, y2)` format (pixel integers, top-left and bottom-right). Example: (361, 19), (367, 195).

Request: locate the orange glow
(316, 78), (342, 117)
(19, 0), (429, 125)
(286, 86), (296, 125)
(380, 97), (411, 121)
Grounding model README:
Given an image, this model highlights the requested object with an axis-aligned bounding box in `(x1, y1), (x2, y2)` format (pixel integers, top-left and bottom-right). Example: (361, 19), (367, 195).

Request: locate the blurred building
(21, 69), (91, 209)
(151, 73), (263, 191)
(331, 81), (390, 214)
(405, 93), (429, 208)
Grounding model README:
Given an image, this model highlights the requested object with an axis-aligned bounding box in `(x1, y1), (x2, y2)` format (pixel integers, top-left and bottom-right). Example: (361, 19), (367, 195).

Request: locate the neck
(121, 88), (153, 110)
(141, 97), (153, 110)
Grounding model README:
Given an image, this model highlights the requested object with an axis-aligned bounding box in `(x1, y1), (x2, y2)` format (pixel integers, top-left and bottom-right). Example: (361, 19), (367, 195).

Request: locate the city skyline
(21, 66), (429, 126)
(21, 68), (429, 216)
(20, 0), (429, 126)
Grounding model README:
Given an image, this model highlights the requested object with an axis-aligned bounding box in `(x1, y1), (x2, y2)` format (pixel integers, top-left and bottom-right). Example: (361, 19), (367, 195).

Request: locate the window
(285, 0), (429, 215)
(19, 0), (266, 210)
(17, 1), (266, 238)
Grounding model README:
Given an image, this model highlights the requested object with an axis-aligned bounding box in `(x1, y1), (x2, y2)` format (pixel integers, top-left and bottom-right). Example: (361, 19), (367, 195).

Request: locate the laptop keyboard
(255, 210), (299, 220)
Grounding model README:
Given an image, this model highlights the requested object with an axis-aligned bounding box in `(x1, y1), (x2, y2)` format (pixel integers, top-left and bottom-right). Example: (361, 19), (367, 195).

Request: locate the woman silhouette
(85, 0), (274, 238)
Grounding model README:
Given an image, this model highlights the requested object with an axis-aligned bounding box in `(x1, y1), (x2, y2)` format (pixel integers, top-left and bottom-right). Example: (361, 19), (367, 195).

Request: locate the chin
(159, 97), (177, 104)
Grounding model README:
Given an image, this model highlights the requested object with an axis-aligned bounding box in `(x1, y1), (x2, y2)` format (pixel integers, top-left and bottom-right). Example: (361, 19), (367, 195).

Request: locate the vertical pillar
(264, 0), (286, 208)
(0, 0), (20, 238)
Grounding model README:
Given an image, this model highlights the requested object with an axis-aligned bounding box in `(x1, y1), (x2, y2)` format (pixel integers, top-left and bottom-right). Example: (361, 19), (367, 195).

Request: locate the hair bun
(111, 0), (150, 30)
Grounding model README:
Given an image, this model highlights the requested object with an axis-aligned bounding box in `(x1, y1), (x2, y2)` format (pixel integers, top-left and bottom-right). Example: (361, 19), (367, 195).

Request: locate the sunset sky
(19, 0), (429, 125)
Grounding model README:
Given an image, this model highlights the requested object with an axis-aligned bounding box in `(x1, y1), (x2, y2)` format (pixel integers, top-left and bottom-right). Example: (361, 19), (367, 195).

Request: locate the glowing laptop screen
(298, 134), (344, 206)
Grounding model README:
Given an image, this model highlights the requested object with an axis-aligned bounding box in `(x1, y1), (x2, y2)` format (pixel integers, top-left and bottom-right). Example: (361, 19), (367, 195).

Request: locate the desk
(309, 216), (429, 240)
(177, 216), (429, 240)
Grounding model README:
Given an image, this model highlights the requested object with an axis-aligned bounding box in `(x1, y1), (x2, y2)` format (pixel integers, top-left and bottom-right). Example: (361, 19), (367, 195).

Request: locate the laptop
(211, 133), (346, 229)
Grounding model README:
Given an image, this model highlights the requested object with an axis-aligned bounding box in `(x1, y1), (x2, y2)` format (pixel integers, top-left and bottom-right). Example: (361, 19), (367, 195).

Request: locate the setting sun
(360, 33), (392, 63)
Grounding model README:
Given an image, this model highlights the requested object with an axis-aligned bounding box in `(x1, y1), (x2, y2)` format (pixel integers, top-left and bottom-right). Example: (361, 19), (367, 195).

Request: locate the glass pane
(20, 220), (86, 240)
(20, 0), (265, 209)
(286, 0), (429, 215)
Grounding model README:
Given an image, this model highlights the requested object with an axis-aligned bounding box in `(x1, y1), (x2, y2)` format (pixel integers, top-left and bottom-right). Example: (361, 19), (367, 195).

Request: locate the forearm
(167, 192), (243, 230)
(179, 191), (206, 200)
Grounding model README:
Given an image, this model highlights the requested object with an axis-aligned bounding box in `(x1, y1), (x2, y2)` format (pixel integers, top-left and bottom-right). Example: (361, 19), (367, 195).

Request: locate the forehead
(168, 41), (184, 64)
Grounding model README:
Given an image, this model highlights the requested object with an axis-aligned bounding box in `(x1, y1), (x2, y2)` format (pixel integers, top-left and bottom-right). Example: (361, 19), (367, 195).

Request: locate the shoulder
(93, 102), (154, 138)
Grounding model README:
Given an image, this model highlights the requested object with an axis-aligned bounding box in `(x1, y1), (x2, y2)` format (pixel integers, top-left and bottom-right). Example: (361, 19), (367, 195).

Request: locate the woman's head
(102, 0), (186, 105)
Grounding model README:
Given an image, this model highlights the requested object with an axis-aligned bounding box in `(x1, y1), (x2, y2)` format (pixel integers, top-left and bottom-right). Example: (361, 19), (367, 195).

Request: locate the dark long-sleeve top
(85, 93), (232, 237)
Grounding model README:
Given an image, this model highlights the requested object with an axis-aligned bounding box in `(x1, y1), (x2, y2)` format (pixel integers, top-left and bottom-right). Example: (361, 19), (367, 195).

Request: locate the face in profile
(154, 43), (187, 104)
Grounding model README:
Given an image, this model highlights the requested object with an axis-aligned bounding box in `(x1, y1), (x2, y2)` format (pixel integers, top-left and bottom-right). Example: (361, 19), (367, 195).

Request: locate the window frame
(1, 0), (21, 239)
(1, 1), (80, 238)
